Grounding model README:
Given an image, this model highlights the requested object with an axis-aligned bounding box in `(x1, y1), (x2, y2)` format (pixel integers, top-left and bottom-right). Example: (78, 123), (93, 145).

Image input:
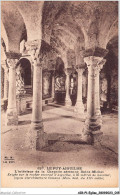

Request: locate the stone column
(31, 48), (43, 130)
(74, 67), (85, 116)
(6, 54), (21, 126)
(64, 68), (72, 106)
(26, 40), (46, 149)
(51, 71), (55, 101)
(32, 63), (43, 130)
(83, 72), (87, 98)
(1, 66), (4, 99)
(4, 64), (9, 100)
(82, 56), (106, 143)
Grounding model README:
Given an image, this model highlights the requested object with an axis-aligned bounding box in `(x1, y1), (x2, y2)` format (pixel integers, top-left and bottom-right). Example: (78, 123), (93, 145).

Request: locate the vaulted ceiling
(1, 1), (118, 67)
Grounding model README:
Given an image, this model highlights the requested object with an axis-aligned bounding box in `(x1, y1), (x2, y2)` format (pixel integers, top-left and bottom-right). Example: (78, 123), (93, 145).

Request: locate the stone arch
(87, 21), (99, 49)
(67, 49), (76, 68)
(15, 1), (44, 41)
(105, 19), (118, 49)
(1, 1), (26, 53)
(101, 36), (118, 111)
(1, 38), (7, 62)
(1, 21), (8, 52)
(17, 58), (32, 95)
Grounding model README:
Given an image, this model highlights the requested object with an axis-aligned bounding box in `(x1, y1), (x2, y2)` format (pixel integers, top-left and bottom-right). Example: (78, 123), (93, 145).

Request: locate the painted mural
(16, 66), (26, 95)
(55, 75), (66, 92)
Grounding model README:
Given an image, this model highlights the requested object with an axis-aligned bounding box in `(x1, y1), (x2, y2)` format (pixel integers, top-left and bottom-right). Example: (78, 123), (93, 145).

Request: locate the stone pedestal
(65, 68), (72, 107)
(74, 68), (85, 117)
(82, 56), (106, 144)
(6, 58), (19, 126)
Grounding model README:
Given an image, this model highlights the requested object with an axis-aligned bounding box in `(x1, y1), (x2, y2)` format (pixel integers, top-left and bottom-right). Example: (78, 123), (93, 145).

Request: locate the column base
(81, 116), (103, 144)
(26, 127), (38, 150)
(6, 108), (18, 126)
(74, 112), (86, 120)
(85, 115), (102, 130)
(81, 130), (93, 144)
(37, 131), (48, 150)
(27, 122), (48, 150)
(81, 129), (103, 144)
(52, 97), (55, 102)
(31, 120), (43, 130)
(65, 99), (71, 107)
(74, 102), (85, 115)
(26, 129), (48, 150)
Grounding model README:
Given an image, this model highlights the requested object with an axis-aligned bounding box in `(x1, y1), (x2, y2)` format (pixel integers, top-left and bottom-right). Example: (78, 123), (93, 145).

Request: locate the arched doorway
(102, 36), (118, 112)
(17, 58), (32, 95)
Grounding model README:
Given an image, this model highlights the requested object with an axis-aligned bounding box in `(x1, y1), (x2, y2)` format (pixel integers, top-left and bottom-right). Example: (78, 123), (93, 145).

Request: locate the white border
(0, 0), (120, 194)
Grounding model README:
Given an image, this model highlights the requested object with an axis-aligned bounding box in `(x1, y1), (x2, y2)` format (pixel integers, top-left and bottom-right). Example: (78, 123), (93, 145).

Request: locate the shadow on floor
(19, 109), (32, 115)
(43, 115), (85, 122)
(18, 120), (31, 125)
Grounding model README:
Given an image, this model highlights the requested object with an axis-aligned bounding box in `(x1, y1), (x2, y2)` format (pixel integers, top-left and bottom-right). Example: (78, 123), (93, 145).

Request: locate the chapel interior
(1, 1), (118, 154)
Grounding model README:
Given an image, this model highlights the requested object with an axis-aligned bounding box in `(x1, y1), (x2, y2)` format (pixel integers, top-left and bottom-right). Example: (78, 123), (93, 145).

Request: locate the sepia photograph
(1, 0), (119, 189)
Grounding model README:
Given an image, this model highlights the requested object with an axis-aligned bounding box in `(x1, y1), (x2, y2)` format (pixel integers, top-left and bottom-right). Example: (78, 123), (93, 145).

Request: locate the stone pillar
(32, 63), (43, 130)
(6, 54), (21, 126)
(26, 40), (46, 150)
(65, 68), (72, 106)
(83, 72), (87, 98)
(51, 71), (55, 101)
(74, 68), (85, 116)
(82, 56), (106, 143)
(1, 66), (4, 99)
(4, 65), (9, 100)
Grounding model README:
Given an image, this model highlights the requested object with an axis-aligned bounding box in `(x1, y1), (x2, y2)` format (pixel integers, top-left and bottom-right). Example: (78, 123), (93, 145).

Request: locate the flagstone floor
(1, 104), (118, 168)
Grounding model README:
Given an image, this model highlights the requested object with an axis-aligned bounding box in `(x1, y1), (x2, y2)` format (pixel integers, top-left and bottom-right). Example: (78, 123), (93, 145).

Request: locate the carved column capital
(6, 52), (22, 60)
(76, 67), (85, 75)
(84, 56), (106, 77)
(64, 68), (72, 75)
(6, 52), (21, 69)
(7, 58), (19, 69)
(25, 39), (42, 67)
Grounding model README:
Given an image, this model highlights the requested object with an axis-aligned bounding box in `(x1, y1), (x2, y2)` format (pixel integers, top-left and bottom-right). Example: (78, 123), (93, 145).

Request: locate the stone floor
(1, 104), (118, 187)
